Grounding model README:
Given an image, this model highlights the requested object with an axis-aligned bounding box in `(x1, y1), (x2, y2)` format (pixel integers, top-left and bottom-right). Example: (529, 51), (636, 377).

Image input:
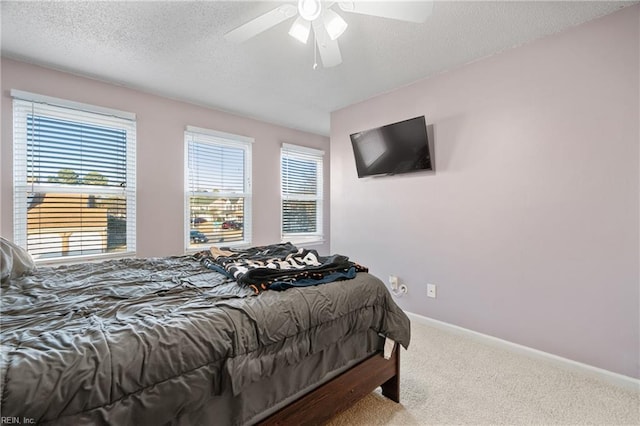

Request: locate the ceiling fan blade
(337, 1), (433, 23)
(225, 4), (297, 43)
(312, 20), (342, 68)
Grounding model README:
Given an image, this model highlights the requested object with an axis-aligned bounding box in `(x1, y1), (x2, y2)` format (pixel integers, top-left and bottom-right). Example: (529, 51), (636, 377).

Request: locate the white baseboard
(405, 311), (640, 392)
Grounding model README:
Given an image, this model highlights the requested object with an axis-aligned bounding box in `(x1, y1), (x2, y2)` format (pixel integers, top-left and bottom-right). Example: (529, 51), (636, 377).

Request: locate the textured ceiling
(1, 1), (634, 135)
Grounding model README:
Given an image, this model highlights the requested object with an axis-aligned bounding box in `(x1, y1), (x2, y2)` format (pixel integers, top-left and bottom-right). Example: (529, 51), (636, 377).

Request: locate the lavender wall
(331, 6), (639, 378)
(1, 58), (330, 256)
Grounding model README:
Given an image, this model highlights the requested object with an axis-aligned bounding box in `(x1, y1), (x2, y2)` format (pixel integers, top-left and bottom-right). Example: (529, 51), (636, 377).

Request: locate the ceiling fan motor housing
(298, 0), (322, 21)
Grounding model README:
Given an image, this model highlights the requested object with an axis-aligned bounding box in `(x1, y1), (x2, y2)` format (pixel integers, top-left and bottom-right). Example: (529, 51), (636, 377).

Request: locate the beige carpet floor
(326, 321), (639, 425)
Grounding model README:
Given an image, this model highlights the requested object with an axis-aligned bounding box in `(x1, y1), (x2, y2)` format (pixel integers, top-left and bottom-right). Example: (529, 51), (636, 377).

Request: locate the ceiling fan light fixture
(298, 0), (322, 21)
(323, 9), (348, 40)
(288, 16), (311, 44)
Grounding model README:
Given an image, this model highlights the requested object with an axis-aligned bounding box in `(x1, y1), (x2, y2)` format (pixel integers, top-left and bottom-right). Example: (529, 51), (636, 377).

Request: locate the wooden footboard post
(380, 345), (400, 402)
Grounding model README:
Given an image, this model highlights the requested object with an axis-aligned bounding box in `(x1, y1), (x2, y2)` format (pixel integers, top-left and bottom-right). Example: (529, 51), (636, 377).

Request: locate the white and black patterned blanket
(195, 242), (368, 293)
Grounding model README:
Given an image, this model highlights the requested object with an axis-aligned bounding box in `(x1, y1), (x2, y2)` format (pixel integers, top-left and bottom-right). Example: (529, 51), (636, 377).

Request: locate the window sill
(281, 239), (326, 248)
(186, 240), (252, 253)
(34, 251), (136, 266)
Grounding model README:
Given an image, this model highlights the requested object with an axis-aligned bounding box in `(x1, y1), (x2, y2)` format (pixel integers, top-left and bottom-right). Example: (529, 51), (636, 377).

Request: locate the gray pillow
(1, 237), (36, 283)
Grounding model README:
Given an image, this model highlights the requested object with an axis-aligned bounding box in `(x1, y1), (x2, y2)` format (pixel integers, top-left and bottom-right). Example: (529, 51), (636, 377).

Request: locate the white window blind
(185, 127), (252, 249)
(281, 143), (323, 244)
(12, 94), (136, 262)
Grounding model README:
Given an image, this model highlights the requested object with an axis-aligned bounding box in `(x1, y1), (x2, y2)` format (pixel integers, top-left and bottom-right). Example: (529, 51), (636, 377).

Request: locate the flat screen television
(350, 115), (432, 178)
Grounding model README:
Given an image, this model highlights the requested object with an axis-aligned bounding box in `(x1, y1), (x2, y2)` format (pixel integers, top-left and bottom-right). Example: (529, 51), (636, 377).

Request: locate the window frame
(184, 126), (253, 251)
(12, 90), (137, 263)
(280, 142), (324, 245)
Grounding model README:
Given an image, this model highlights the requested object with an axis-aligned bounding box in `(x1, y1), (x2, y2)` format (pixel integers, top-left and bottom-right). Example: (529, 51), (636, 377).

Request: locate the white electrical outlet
(389, 275), (399, 290)
(427, 283), (437, 298)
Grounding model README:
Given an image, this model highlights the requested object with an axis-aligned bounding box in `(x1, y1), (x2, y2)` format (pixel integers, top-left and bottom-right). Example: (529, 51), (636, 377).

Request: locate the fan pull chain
(313, 28), (318, 70)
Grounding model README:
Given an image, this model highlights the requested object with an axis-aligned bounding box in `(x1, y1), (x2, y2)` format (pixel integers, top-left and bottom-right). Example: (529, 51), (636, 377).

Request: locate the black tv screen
(350, 115), (432, 178)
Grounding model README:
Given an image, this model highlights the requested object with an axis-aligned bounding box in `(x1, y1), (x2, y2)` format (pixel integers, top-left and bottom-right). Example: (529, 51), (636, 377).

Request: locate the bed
(0, 242), (410, 425)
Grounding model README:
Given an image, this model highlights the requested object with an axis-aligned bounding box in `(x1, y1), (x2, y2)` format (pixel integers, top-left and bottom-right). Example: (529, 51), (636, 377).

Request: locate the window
(281, 143), (324, 244)
(185, 126), (252, 249)
(12, 91), (136, 262)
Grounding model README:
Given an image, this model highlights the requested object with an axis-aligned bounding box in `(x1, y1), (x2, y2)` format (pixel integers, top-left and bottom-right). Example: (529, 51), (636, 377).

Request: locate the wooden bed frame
(259, 345), (400, 425)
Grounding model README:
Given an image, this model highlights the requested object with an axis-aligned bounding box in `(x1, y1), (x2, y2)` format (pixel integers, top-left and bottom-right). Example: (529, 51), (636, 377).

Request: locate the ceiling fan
(224, 0), (433, 68)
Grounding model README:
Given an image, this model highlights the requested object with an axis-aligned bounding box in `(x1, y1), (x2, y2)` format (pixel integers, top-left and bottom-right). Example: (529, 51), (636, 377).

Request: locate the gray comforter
(0, 256), (410, 425)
